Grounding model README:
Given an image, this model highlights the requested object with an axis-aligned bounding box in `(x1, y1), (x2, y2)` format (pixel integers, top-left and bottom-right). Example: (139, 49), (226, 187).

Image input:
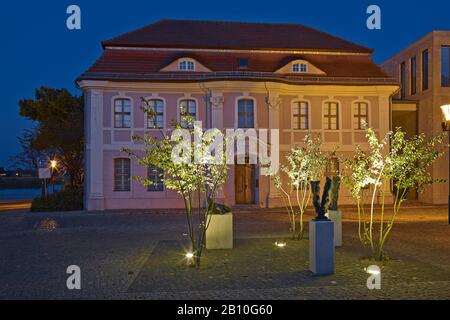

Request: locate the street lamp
(440, 104), (450, 225)
(50, 160), (58, 170)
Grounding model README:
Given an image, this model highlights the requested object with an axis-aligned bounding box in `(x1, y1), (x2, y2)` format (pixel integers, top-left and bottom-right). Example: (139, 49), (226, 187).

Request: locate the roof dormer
(160, 57), (212, 72)
(275, 59), (326, 75)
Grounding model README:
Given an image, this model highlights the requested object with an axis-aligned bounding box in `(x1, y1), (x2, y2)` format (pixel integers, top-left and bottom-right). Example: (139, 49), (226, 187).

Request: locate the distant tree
(18, 87), (84, 186)
(9, 128), (41, 172)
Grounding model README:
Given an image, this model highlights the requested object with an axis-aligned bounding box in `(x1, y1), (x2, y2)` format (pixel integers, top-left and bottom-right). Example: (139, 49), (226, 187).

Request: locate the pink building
(77, 19), (399, 211)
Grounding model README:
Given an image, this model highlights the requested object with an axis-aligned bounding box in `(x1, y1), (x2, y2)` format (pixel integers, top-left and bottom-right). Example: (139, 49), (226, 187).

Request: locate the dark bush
(31, 187), (83, 212)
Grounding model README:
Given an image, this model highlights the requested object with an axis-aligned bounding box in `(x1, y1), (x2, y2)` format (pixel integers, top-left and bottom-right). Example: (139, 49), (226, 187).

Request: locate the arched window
(179, 60), (195, 71)
(114, 158), (131, 192)
(179, 99), (197, 128)
(292, 63), (308, 73)
(323, 101), (339, 130)
(237, 99), (254, 128)
(146, 99), (164, 129)
(292, 101), (309, 130)
(147, 165), (164, 192)
(114, 98), (132, 128)
(353, 102), (369, 130)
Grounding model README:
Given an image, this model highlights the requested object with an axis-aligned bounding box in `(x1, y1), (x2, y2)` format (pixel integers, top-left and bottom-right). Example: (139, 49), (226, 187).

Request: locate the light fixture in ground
(365, 265), (381, 275)
(274, 241), (287, 248)
(185, 252), (194, 259)
(50, 160), (58, 169)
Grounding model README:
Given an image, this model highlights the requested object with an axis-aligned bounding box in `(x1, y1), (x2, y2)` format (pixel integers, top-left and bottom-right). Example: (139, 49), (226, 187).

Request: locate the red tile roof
(79, 19), (397, 84)
(102, 19), (373, 53)
(83, 49), (387, 77)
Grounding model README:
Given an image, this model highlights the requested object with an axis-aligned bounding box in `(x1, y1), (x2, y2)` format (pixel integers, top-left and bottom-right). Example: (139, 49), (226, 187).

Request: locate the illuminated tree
(123, 99), (229, 267)
(271, 134), (328, 239)
(343, 126), (445, 260)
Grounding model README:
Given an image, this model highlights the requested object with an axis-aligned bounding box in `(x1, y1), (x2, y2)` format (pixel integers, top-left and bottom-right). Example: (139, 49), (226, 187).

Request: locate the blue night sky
(0, 0), (449, 167)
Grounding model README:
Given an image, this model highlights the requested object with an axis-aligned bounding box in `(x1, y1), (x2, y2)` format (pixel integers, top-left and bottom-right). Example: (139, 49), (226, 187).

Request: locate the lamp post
(440, 104), (450, 225)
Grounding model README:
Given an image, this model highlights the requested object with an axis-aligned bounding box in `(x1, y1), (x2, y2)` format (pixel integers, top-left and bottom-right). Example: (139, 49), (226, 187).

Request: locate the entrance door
(235, 164), (255, 204)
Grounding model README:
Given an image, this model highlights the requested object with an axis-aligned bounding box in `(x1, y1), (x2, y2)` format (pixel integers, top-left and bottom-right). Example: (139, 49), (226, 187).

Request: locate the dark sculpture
(310, 177), (332, 221)
(328, 176), (341, 211)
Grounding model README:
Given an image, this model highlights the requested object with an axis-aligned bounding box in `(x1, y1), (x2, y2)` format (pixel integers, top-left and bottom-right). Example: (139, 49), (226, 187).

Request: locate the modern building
(381, 31), (450, 204)
(78, 19), (399, 211)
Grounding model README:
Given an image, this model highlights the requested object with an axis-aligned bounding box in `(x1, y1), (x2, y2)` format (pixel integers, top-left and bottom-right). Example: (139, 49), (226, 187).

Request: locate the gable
(159, 57), (212, 72)
(275, 59), (326, 75)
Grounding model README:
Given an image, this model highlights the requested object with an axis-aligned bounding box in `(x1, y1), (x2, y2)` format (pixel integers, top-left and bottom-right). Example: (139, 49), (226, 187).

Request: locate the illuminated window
(147, 165), (164, 192)
(146, 99), (164, 129)
(114, 158), (131, 192)
(179, 60), (195, 71)
(292, 101), (309, 130)
(323, 102), (339, 130)
(114, 98), (131, 128)
(353, 102), (369, 130)
(292, 63), (308, 73)
(238, 99), (255, 128)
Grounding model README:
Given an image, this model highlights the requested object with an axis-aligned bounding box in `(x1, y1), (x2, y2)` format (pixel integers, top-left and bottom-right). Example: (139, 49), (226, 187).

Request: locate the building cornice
(104, 46), (371, 56)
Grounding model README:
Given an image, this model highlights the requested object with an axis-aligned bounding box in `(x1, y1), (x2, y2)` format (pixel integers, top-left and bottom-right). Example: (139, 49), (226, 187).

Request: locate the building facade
(381, 31), (450, 204)
(78, 19), (398, 211)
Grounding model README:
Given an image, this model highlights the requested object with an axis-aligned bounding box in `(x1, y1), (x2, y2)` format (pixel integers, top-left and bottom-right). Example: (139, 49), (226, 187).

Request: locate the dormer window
(179, 60), (195, 71)
(239, 58), (249, 69)
(292, 63), (308, 73)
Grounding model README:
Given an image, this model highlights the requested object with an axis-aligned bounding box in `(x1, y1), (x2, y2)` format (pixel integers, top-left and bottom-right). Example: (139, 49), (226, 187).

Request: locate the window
(147, 165), (164, 192)
(239, 58), (249, 68)
(292, 101), (309, 130)
(114, 98), (131, 128)
(353, 102), (369, 130)
(114, 158), (131, 192)
(400, 62), (406, 98)
(179, 60), (195, 71)
(323, 102), (339, 130)
(422, 49), (429, 90)
(292, 63), (307, 73)
(237, 99), (255, 128)
(146, 99), (164, 129)
(179, 99), (197, 128)
(442, 46), (450, 87)
(410, 57), (417, 95)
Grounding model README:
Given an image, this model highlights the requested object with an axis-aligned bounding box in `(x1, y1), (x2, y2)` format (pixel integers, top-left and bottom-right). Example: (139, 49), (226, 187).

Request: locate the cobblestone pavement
(0, 207), (449, 299)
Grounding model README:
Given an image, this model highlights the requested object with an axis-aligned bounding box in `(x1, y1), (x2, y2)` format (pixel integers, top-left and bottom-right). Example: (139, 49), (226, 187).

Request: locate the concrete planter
(206, 212), (233, 249)
(326, 210), (342, 247)
(309, 219), (335, 275)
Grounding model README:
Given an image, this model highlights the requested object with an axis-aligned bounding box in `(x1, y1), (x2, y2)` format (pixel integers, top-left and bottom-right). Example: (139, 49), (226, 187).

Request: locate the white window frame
(111, 94), (134, 129)
(322, 101), (340, 130)
(113, 158), (131, 192)
(352, 100), (370, 130)
(177, 97), (198, 128)
(236, 98), (256, 129)
(292, 63), (308, 73)
(179, 59), (195, 71)
(144, 98), (166, 130)
(291, 100), (310, 130)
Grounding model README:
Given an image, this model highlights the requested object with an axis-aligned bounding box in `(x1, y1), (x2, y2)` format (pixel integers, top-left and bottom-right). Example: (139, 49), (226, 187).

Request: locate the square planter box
(326, 210), (342, 247)
(206, 212), (233, 249)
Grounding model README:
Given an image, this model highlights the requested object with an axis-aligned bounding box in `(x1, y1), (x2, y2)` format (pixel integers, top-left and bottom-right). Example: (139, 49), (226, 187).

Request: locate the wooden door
(235, 164), (255, 204)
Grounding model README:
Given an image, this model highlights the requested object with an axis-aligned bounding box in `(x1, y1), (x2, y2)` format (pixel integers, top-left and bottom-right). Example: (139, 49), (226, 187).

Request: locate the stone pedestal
(309, 220), (335, 275)
(326, 210), (342, 247)
(206, 213), (233, 249)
